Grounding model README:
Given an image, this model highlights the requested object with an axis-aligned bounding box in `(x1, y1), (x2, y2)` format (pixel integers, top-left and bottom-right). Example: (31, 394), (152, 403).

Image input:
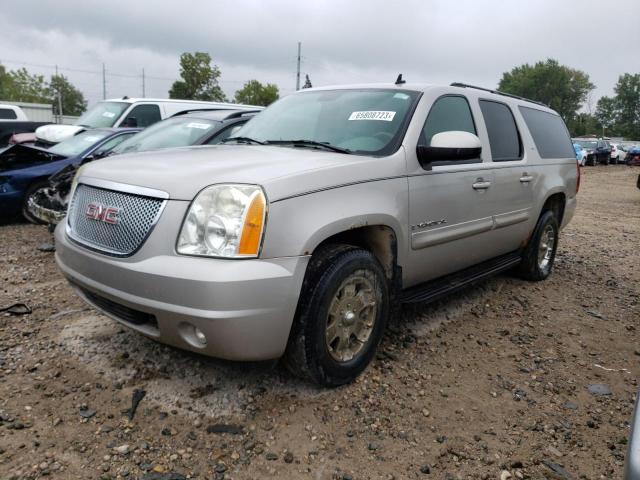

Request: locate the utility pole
(102, 63), (107, 99)
(142, 68), (146, 98)
(296, 42), (301, 91)
(55, 65), (63, 122)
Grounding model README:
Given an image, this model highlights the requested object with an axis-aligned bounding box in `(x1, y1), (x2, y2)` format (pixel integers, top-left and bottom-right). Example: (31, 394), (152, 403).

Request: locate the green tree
(169, 52), (226, 101)
(302, 74), (312, 89)
(614, 73), (640, 139)
(594, 96), (618, 135)
(48, 74), (87, 116)
(570, 113), (600, 137)
(2, 67), (50, 103)
(498, 59), (595, 124)
(234, 80), (279, 106)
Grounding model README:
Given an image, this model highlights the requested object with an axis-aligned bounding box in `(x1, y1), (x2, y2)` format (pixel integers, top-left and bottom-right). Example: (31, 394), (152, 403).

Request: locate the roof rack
(450, 82), (548, 107)
(171, 108), (260, 118)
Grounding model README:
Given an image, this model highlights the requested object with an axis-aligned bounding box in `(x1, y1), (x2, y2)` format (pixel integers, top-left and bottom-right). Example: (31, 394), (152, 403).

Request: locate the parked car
(625, 146), (640, 166)
(0, 104), (48, 148)
(0, 128), (140, 223)
(610, 143), (623, 164)
(573, 143), (587, 165)
(573, 137), (611, 165)
(54, 81), (578, 387)
(35, 98), (259, 145)
(29, 109), (260, 225)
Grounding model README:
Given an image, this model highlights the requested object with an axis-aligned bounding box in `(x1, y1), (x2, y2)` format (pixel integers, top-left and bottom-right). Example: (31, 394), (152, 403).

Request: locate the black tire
(283, 244), (389, 387)
(517, 210), (559, 281)
(21, 181), (48, 224)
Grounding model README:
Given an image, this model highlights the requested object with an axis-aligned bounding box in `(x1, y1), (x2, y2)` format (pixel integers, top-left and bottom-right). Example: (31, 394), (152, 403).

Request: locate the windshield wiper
(264, 139), (351, 154)
(221, 136), (266, 145)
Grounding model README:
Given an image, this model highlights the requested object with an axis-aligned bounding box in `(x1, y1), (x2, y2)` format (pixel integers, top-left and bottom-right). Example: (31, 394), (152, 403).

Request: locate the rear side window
(519, 106), (575, 159)
(479, 100), (521, 161)
(125, 104), (162, 128)
(421, 95), (476, 144)
(0, 108), (18, 120)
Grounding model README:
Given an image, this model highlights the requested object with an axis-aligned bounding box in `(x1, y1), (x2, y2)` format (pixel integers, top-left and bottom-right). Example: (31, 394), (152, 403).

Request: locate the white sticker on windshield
(348, 111), (396, 122)
(186, 122), (211, 130)
(83, 136), (102, 142)
(393, 93), (410, 100)
(102, 111), (116, 118)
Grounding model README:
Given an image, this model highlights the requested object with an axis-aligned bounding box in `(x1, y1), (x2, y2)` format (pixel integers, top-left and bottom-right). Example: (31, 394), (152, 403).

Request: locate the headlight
(177, 184), (266, 258)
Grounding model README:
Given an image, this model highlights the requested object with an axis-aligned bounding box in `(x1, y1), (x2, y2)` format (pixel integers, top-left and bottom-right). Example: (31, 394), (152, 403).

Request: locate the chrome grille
(67, 183), (165, 256)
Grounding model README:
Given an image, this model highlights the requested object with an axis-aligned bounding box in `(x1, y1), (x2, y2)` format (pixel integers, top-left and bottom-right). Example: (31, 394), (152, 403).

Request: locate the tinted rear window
(479, 100), (521, 161)
(0, 108), (18, 120)
(519, 106), (575, 159)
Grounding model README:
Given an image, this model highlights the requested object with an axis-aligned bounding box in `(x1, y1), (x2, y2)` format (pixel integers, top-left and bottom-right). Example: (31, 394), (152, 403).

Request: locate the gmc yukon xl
(54, 81), (579, 386)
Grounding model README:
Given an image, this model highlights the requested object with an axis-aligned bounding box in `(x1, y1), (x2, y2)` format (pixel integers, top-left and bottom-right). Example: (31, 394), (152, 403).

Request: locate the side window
(0, 108), (18, 120)
(125, 104), (161, 128)
(518, 106), (574, 159)
(205, 123), (245, 145)
(421, 96), (476, 144)
(479, 100), (522, 161)
(92, 133), (136, 157)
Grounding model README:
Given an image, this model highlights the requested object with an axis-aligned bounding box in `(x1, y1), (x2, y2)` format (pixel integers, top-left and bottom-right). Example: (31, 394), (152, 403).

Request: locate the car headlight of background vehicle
(177, 184), (267, 258)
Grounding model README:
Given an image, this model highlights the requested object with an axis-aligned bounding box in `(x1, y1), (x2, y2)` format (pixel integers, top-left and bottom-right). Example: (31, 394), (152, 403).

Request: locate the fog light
(194, 327), (207, 346)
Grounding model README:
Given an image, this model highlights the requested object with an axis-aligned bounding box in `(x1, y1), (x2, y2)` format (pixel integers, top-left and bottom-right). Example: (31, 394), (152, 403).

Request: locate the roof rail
(450, 82), (548, 107)
(222, 109), (261, 119)
(171, 108), (262, 118)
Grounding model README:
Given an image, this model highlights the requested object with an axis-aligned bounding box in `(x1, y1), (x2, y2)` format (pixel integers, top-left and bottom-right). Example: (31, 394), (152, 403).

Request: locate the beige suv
(54, 81), (579, 386)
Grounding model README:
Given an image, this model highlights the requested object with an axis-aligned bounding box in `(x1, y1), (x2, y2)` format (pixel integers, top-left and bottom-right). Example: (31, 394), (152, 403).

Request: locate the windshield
(48, 130), (111, 157)
(234, 89), (420, 155)
(75, 102), (130, 128)
(110, 117), (220, 155)
(575, 139), (597, 149)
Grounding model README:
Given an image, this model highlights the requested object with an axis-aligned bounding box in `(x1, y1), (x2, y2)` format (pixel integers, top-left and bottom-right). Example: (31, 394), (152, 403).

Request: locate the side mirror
(416, 131), (482, 169)
(123, 117), (138, 128)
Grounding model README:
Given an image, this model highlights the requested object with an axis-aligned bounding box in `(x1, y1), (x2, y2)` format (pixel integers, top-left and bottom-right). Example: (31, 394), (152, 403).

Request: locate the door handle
(519, 174), (534, 183)
(472, 179), (491, 190)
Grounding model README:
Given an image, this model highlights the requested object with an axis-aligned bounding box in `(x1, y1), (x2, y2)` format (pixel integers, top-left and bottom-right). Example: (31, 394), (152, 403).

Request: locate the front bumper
(55, 223), (309, 361)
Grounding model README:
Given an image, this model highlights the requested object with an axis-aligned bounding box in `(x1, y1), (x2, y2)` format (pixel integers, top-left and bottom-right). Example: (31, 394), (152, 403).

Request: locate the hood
(78, 144), (405, 201)
(0, 144), (66, 173)
(35, 124), (85, 144)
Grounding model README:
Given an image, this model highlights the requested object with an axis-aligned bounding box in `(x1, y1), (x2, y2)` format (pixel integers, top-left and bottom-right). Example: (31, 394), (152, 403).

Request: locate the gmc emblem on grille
(85, 203), (121, 225)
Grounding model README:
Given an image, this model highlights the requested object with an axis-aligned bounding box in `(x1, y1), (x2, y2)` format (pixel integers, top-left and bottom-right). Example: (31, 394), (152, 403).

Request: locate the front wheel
(283, 245), (389, 387)
(517, 210), (559, 281)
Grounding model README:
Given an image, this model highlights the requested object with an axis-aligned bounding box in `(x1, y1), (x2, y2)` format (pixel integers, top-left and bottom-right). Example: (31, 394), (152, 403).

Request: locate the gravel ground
(0, 166), (638, 480)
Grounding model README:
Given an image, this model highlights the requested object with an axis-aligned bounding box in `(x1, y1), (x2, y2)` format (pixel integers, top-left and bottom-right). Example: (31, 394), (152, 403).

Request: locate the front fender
(261, 178), (409, 268)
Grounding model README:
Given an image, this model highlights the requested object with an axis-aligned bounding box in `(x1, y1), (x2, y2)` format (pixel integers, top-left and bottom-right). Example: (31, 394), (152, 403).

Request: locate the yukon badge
(85, 203), (121, 225)
(411, 219), (447, 231)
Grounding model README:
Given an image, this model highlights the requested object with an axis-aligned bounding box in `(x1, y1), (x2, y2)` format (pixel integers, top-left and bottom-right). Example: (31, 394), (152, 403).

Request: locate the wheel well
(542, 193), (566, 225)
(314, 225), (397, 281)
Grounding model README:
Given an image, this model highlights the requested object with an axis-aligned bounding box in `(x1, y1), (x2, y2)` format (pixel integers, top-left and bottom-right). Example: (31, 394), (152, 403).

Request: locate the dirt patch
(0, 165), (638, 480)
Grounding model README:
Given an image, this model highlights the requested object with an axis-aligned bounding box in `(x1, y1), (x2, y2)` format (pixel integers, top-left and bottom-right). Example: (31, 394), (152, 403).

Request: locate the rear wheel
(283, 245), (389, 387)
(21, 181), (48, 224)
(517, 210), (559, 281)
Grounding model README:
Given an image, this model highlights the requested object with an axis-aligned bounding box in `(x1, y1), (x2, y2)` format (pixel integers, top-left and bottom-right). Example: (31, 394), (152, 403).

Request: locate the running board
(400, 252), (522, 304)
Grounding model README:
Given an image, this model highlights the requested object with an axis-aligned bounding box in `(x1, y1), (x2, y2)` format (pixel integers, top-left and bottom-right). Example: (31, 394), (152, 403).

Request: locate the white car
(0, 104), (29, 121)
(35, 98), (259, 145)
(610, 144), (623, 164)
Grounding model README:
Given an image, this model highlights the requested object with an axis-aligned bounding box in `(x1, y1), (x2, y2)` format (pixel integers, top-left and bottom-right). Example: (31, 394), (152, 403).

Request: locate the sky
(1, 0), (638, 111)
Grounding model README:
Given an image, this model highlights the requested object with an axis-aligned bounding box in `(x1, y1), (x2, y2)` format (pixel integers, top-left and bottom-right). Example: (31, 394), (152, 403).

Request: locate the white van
(35, 97), (257, 144)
